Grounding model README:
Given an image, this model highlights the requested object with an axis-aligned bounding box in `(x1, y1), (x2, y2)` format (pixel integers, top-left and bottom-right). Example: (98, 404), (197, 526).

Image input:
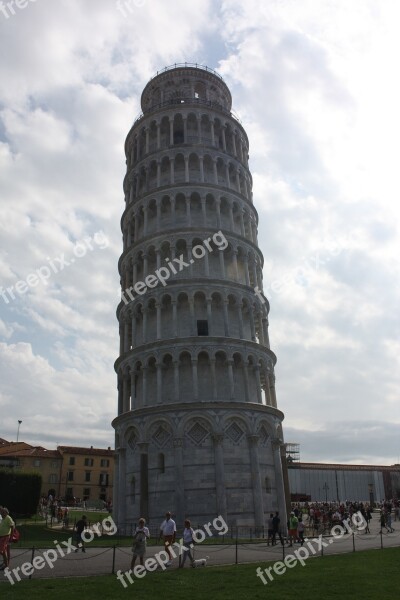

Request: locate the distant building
(0, 439), (115, 504)
(288, 462), (400, 503)
(58, 445), (114, 504)
(0, 440), (62, 497)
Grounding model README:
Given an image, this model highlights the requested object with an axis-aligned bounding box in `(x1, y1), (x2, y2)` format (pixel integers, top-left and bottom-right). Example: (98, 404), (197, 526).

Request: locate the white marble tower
(112, 64), (287, 530)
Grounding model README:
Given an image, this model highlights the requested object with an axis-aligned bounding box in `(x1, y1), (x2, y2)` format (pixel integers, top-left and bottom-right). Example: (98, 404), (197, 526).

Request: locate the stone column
(142, 308), (147, 343)
(269, 374), (277, 408)
(156, 362), (162, 404)
(254, 365), (262, 404)
(235, 169), (241, 193)
(113, 451), (120, 523)
(200, 195), (207, 226)
(216, 197), (221, 228)
(210, 120), (215, 146)
(225, 164), (231, 188)
(232, 133), (237, 157)
(142, 366), (147, 407)
(138, 442), (149, 521)
(213, 158), (218, 184)
(247, 435), (265, 527)
(157, 161), (161, 187)
(212, 434), (227, 521)
(183, 196), (191, 228)
(192, 358), (198, 400)
(210, 358), (217, 399)
(184, 155), (189, 182)
(124, 319), (129, 352)
(262, 319), (269, 348)
(187, 242), (193, 276)
(118, 447), (126, 529)
(183, 117), (188, 143)
(156, 200), (161, 229)
(156, 122), (161, 149)
(119, 325), (124, 355)
(156, 302), (161, 340)
(169, 118), (174, 145)
(189, 299), (195, 335)
(199, 155), (204, 183)
(222, 299), (230, 336)
(173, 438), (185, 518)
(232, 250), (239, 280)
(227, 359), (235, 399)
(244, 256), (250, 286)
(206, 298), (212, 334)
(117, 377), (123, 414)
(145, 127), (149, 154)
(173, 360), (180, 401)
(130, 369), (136, 410)
(134, 213), (139, 239)
(172, 300), (178, 337)
(240, 210), (245, 236)
(219, 248), (226, 278)
(272, 439), (287, 531)
(237, 302), (244, 338)
(123, 373), (130, 413)
(258, 314), (265, 345)
(170, 157), (174, 184)
(242, 360), (250, 402)
(197, 115), (202, 143)
(143, 206), (148, 236)
(131, 313), (136, 349)
(249, 309), (256, 341)
(221, 126), (226, 151)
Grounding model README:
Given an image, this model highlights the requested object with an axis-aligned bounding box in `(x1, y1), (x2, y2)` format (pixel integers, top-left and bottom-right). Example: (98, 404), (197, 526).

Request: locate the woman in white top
(180, 519), (195, 568)
(131, 518), (150, 569)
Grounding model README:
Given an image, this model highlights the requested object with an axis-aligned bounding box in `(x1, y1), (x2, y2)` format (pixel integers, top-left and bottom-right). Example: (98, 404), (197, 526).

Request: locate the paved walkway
(1, 523), (399, 585)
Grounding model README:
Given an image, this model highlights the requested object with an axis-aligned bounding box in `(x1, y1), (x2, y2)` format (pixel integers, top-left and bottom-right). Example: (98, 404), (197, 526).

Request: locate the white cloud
(0, 0), (399, 464)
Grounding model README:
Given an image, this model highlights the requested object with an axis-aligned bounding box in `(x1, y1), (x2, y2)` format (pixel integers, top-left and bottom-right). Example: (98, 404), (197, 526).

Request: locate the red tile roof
(58, 446), (114, 457)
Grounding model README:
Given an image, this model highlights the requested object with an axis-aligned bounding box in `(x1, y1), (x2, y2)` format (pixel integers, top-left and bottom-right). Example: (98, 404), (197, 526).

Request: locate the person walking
(386, 510), (394, 533)
(297, 517), (305, 546)
(288, 512), (298, 546)
(271, 511), (284, 545)
(379, 510), (390, 533)
(267, 513), (274, 546)
(159, 511), (176, 566)
(0, 507), (14, 571)
(180, 519), (195, 567)
(131, 518), (150, 570)
(74, 515), (88, 552)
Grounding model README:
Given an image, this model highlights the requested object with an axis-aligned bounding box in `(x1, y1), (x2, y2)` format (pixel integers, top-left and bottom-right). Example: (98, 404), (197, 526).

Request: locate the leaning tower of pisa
(112, 64), (287, 530)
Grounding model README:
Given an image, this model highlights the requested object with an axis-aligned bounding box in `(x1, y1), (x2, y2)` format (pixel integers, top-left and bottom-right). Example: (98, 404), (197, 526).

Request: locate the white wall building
(112, 64), (287, 530)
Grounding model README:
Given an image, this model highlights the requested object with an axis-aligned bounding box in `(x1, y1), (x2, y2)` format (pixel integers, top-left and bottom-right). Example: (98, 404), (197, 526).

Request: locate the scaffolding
(285, 443), (300, 463)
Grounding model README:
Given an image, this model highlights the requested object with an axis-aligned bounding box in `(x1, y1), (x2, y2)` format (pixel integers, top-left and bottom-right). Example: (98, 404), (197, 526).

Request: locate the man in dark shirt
(74, 515), (87, 552)
(272, 511), (284, 545)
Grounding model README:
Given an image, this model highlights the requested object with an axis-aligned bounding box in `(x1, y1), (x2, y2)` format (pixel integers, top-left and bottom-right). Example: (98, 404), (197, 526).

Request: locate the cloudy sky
(0, 0), (399, 464)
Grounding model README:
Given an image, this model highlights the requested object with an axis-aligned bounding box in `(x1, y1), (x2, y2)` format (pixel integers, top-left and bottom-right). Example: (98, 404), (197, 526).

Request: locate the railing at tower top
(146, 62), (226, 84)
(133, 97), (243, 128)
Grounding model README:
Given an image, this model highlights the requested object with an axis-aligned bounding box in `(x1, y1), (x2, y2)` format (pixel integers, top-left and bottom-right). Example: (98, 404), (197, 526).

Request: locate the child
(131, 518), (150, 569)
(180, 519), (195, 567)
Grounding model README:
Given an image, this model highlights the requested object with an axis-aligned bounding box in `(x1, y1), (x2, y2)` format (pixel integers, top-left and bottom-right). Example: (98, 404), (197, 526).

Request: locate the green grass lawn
(13, 519), (241, 548)
(1, 547), (399, 600)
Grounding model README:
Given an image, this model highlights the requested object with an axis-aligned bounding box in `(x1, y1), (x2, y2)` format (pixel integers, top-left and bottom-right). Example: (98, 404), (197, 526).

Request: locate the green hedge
(0, 470), (42, 517)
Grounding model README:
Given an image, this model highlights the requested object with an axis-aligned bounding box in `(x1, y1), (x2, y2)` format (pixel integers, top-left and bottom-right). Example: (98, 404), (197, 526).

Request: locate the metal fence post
(29, 547), (35, 580)
(235, 528), (238, 565)
(112, 545), (116, 574)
